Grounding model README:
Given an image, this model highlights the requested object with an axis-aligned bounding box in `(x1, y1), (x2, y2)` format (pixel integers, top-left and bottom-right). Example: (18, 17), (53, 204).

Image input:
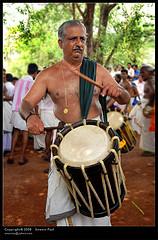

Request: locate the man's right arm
(19, 71), (48, 134)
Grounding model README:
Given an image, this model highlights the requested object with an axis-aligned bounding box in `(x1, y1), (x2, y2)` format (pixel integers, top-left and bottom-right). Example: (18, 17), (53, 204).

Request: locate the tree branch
(76, 3), (85, 18)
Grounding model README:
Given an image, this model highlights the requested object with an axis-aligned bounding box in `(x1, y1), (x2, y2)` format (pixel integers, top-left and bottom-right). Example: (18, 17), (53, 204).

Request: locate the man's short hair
(140, 64), (154, 72)
(121, 69), (128, 74)
(27, 63), (38, 75)
(58, 20), (87, 40)
(6, 73), (13, 82)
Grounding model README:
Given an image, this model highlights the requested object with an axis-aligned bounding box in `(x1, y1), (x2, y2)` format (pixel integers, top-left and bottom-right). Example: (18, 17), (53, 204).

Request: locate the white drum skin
(107, 111), (124, 130)
(58, 125), (111, 167)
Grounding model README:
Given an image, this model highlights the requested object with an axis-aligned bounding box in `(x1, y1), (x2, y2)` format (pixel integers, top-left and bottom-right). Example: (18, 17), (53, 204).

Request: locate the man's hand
(26, 114), (45, 135)
(101, 82), (123, 98)
(101, 83), (130, 105)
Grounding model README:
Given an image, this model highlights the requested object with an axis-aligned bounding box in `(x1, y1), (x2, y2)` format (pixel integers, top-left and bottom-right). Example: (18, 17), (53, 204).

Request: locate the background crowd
(3, 61), (155, 172)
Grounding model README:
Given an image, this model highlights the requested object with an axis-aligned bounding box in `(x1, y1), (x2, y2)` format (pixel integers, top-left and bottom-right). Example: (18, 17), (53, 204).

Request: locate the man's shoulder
(41, 62), (60, 75)
(20, 75), (33, 82)
(36, 62), (60, 83)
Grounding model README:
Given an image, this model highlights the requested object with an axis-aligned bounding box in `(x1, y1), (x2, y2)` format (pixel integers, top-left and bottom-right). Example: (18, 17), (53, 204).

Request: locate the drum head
(107, 111), (124, 130)
(58, 125), (111, 167)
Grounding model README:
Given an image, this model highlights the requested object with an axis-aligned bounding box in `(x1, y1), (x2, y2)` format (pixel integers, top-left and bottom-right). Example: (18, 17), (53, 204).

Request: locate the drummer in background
(106, 73), (126, 112)
(139, 65), (155, 156)
(107, 70), (137, 114)
(19, 20), (130, 226)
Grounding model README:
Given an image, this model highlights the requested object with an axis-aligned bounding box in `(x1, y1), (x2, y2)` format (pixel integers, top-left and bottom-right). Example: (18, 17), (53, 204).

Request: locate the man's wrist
(25, 112), (39, 122)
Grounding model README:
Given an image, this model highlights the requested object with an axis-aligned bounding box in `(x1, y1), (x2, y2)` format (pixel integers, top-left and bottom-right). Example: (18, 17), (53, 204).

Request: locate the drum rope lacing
(50, 123), (127, 218)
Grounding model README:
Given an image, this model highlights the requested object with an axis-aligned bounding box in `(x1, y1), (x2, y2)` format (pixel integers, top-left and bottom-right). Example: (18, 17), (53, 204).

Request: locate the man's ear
(58, 39), (63, 49)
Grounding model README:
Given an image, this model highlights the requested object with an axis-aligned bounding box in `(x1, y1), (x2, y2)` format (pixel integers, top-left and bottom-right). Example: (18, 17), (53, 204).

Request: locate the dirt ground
(3, 134), (155, 227)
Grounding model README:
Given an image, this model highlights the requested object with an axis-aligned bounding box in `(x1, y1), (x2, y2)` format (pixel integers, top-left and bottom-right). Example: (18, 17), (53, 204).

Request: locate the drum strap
(79, 57), (96, 119)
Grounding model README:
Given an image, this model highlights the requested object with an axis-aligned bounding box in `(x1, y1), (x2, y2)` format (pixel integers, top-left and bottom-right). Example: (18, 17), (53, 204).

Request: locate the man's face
(3, 69), (6, 82)
(144, 82), (154, 100)
(127, 64), (131, 69)
(121, 71), (128, 80)
(58, 25), (87, 63)
(140, 68), (150, 81)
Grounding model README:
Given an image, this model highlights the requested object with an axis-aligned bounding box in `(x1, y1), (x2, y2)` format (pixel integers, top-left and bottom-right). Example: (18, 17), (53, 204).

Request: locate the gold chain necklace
(61, 63), (69, 114)
(60, 60), (82, 114)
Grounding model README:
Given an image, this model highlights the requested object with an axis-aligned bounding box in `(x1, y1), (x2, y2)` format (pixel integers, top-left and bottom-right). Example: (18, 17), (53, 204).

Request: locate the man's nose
(75, 37), (83, 45)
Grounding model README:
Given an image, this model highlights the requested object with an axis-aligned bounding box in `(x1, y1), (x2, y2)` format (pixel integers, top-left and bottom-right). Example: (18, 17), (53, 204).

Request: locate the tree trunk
(95, 3), (117, 64)
(104, 41), (118, 66)
(72, 3), (76, 19)
(82, 3), (96, 57)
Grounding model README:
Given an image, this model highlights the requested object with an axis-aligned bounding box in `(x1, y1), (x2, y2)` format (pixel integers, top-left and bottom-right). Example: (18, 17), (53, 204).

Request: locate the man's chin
(72, 52), (83, 60)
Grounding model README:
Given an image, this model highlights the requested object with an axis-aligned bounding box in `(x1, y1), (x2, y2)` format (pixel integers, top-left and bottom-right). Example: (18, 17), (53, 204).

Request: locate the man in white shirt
(127, 63), (134, 78)
(3, 71), (15, 153)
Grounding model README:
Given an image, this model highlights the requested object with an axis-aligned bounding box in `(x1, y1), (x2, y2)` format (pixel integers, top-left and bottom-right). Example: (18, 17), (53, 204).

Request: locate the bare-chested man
(19, 20), (130, 226)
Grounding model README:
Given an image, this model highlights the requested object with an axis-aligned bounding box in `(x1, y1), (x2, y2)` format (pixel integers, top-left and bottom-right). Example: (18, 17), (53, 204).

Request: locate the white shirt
(135, 80), (145, 100)
(4, 82), (15, 97)
(128, 67), (135, 78)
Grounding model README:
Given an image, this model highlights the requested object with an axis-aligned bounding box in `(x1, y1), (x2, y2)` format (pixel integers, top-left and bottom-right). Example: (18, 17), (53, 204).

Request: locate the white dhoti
(3, 101), (13, 152)
(45, 117), (111, 226)
(33, 133), (46, 150)
(3, 101), (13, 132)
(33, 110), (59, 150)
(10, 111), (27, 131)
(40, 110), (59, 128)
(139, 115), (155, 153)
(129, 103), (143, 135)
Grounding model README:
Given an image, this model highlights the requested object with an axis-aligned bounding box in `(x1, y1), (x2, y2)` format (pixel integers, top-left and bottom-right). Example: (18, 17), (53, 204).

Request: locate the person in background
(106, 73), (123, 111)
(38, 92), (59, 173)
(7, 63), (39, 164)
(127, 62), (134, 78)
(132, 64), (140, 82)
(139, 65), (155, 156)
(12, 76), (19, 86)
(3, 70), (15, 153)
(19, 20), (130, 226)
(134, 75), (145, 100)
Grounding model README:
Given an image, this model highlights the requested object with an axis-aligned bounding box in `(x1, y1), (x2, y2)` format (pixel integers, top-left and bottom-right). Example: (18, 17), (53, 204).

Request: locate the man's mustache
(73, 46), (83, 51)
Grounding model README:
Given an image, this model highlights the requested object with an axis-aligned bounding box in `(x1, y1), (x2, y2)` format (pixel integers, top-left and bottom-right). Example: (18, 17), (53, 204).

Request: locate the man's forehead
(65, 25), (87, 35)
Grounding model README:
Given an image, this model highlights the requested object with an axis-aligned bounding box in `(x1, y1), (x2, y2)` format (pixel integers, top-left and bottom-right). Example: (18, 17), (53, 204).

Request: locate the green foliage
(104, 3), (155, 67)
(3, 3), (155, 76)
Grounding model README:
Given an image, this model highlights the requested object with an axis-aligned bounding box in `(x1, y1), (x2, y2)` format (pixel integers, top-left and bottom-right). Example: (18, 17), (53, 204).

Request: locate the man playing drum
(19, 20), (130, 226)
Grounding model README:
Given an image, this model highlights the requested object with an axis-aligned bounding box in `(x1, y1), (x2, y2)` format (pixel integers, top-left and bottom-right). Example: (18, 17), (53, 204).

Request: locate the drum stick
(44, 126), (60, 131)
(63, 60), (103, 89)
(73, 69), (103, 89)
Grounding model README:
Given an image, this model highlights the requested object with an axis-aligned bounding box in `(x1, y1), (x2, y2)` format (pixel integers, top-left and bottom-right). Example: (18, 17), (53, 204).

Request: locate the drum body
(51, 119), (126, 218)
(107, 111), (137, 153)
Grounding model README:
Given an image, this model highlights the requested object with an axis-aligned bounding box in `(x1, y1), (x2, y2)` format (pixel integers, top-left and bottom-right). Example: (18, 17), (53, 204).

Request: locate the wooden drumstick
(63, 60), (103, 89)
(44, 126), (60, 131)
(73, 69), (103, 89)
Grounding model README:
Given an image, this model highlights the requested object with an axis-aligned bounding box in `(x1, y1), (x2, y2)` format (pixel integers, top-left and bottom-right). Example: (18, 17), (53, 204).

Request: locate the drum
(107, 111), (137, 153)
(51, 119), (126, 218)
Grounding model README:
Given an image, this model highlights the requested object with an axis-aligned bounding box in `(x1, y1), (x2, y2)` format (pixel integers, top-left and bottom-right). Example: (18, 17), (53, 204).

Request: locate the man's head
(114, 73), (121, 83)
(58, 20), (87, 40)
(6, 73), (13, 82)
(121, 69), (128, 80)
(58, 20), (87, 63)
(133, 64), (138, 70)
(3, 68), (6, 82)
(27, 63), (38, 79)
(127, 63), (132, 69)
(143, 78), (155, 105)
(140, 65), (154, 81)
